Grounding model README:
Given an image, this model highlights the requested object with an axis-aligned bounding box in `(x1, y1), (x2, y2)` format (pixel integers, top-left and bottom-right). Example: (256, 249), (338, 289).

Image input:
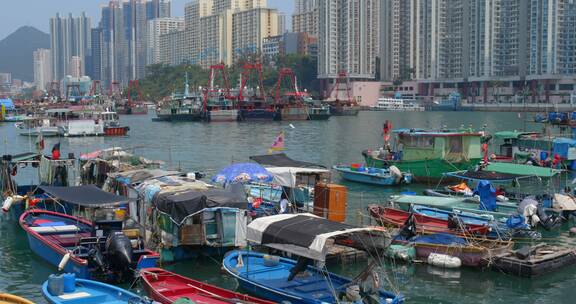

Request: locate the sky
(0, 0), (294, 40)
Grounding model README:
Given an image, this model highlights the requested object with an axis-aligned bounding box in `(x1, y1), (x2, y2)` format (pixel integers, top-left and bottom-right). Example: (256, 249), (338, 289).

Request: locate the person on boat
(279, 192), (290, 214)
(287, 256), (311, 281)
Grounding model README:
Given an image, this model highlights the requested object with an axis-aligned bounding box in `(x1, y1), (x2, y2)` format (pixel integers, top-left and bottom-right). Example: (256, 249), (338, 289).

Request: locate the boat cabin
(393, 129), (482, 162)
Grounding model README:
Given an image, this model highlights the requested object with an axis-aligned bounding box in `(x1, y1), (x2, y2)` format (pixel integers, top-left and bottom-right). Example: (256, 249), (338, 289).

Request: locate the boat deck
(234, 255), (349, 303)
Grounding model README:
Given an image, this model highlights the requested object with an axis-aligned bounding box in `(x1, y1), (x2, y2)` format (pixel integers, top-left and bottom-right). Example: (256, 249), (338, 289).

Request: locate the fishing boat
(20, 209), (159, 281)
(363, 128), (483, 182)
(1, 153), (76, 220)
(16, 117), (60, 137)
(367, 205), (490, 236)
(411, 205), (495, 226)
(333, 164), (412, 186)
(0, 294), (34, 304)
(305, 97), (331, 120)
(393, 233), (513, 267)
(324, 71), (360, 116)
(154, 73), (204, 122)
(105, 170), (248, 262)
(222, 213), (403, 304)
(238, 101), (278, 121)
(140, 267), (274, 304)
(237, 64), (278, 122)
(491, 244), (576, 277)
(390, 194), (518, 221)
(42, 277), (154, 304)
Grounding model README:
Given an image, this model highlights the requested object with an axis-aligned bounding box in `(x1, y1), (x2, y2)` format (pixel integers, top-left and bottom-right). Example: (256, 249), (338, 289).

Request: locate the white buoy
(289, 124), (295, 129)
(427, 253), (461, 268)
(2, 195), (23, 212)
(58, 252), (71, 271)
(2, 197), (14, 212)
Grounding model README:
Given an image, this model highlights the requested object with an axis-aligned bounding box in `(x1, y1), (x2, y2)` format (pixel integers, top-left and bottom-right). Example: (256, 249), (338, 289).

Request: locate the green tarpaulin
(485, 162), (561, 178)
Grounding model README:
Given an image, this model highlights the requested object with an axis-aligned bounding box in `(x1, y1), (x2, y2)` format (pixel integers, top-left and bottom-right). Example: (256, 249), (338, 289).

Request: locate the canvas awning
(153, 189), (248, 225)
(246, 213), (389, 261)
(444, 170), (533, 183)
(484, 162), (561, 178)
(250, 153), (325, 168)
(39, 185), (129, 207)
(265, 166), (330, 188)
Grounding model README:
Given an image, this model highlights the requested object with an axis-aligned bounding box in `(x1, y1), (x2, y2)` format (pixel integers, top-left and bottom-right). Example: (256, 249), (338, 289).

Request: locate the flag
(51, 143), (61, 160)
(383, 120), (392, 143)
(36, 133), (45, 151)
(268, 131), (285, 154)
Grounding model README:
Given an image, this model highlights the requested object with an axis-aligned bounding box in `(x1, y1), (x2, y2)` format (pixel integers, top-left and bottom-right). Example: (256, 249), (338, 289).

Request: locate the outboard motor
(536, 206), (564, 230)
(105, 232), (133, 272)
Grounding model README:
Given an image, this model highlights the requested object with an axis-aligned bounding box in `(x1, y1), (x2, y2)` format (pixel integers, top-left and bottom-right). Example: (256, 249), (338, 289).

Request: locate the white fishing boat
(16, 117), (60, 137)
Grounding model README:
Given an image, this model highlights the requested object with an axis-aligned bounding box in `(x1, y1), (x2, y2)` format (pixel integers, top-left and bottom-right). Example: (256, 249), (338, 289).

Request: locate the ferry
(371, 97), (425, 111)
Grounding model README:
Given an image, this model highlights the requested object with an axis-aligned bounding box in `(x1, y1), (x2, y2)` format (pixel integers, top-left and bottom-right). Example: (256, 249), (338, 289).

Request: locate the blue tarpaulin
(0, 99), (15, 110)
(413, 233), (467, 245)
(212, 163), (273, 184)
(474, 180), (497, 212)
(553, 138), (576, 159)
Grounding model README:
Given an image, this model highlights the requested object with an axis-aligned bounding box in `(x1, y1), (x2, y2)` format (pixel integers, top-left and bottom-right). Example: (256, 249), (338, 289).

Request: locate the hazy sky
(0, 0), (294, 40)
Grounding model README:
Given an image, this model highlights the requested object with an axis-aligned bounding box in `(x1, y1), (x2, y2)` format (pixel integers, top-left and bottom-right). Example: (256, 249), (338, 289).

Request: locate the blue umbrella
(212, 163), (273, 184)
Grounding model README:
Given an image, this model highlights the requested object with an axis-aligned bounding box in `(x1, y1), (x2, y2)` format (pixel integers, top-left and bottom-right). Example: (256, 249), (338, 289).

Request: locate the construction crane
(203, 63), (233, 113)
(326, 70), (354, 104)
(273, 67), (301, 104)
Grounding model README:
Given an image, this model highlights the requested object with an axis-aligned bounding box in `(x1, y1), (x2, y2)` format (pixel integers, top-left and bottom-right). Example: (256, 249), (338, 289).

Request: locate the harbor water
(1, 111), (575, 303)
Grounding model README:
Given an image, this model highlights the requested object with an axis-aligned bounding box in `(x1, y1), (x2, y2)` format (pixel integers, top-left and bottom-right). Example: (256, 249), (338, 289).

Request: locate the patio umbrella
(212, 163), (273, 184)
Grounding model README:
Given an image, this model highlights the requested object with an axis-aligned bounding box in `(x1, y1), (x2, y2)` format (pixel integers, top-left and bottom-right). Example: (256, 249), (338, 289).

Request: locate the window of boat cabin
(400, 134), (434, 148)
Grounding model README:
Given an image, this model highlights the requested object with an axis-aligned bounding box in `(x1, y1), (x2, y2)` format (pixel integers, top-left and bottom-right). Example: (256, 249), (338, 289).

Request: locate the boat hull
(42, 278), (145, 304)
(25, 231), (90, 278)
(223, 250), (403, 304)
(140, 267), (274, 304)
(277, 107), (309, 121)
(330, 105), (359, 116)
(363, 151), (480, 182)
(206, 109), (239, 122)
(238, 109), (277, 121)
(412, 240), (512, 267)
(104, 126), (129, 136)
(18, 127), (60, 137)
(391, 195), (517, 220)
(0, 294), (34, 304)
(368, 206), (490, 236)
(154, 113), (203, 121)
(334, 166), (410, 186)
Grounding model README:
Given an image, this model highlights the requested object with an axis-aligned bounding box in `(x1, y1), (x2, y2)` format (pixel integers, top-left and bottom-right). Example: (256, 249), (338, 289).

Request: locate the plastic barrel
(540, 151), (548, 161)
(62, 273), (75, 293)
(47, 274), (64, 296)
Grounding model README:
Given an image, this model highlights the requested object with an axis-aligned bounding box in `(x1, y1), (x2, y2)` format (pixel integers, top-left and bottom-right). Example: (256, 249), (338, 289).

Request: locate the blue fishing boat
(42, 276), (154, 304)
(333, 164), (412, 186)
(411, 205), (495, 225)
(20, 209), (159, 281)
(222, 213), (403, 304)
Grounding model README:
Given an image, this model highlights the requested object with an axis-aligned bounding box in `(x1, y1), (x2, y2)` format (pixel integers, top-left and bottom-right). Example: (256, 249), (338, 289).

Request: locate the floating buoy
(2, 195), (24, 212)
(58, 252), (71, 271)
(427, 253), (461, 268)
(569, 227), (576, 236)
(2, 197), (14, 212)
(289, 124), (295, 129)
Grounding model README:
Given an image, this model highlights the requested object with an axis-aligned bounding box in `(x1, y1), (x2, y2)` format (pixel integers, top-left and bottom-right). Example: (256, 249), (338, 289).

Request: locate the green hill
(0, 26), (50, 81)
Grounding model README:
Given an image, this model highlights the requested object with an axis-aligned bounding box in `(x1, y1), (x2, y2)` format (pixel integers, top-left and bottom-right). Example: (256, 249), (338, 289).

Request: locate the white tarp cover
(247, 213), (382, 261)
(265, 167), (330, 188)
